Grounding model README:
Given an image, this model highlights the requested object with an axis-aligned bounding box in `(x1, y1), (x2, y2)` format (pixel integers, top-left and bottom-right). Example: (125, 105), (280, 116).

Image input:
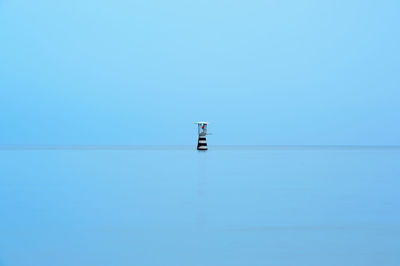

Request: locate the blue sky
(0, 0), (399, 145)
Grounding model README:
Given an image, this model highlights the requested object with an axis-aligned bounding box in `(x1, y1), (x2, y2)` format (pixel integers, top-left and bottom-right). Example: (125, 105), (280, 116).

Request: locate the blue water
(1, 147), (399, 266)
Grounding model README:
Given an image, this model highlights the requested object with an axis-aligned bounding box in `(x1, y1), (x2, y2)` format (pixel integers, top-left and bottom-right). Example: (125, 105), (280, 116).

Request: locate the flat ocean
(1, 146), (399, 266)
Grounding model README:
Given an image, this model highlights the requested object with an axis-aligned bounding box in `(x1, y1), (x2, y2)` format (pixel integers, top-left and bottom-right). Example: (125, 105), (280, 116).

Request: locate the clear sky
(0, 0), (399, 145)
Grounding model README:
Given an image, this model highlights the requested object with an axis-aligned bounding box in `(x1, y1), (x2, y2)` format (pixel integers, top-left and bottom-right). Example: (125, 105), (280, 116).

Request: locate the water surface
(0, 147), (399, 266)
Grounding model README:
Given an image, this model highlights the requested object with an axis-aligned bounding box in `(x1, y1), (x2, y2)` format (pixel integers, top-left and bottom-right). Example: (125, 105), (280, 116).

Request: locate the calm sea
(1, 146), (399, 266)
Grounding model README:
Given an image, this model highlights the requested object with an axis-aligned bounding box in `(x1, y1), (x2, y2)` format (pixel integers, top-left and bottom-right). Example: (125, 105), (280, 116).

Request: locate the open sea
(0, 146), (399, 266)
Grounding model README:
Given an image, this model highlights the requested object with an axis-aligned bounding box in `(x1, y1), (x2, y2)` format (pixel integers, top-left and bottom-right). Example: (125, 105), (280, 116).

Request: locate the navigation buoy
(195, 122), (209, 150)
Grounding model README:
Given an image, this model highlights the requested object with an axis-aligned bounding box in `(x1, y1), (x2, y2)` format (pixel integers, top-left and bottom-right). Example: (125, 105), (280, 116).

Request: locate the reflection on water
(195, 152), (208, 228)
(0, 147), (399, 266)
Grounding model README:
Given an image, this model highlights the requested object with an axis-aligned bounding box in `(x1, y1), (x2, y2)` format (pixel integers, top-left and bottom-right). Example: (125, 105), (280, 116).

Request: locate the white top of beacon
(195, 121), (208, 124)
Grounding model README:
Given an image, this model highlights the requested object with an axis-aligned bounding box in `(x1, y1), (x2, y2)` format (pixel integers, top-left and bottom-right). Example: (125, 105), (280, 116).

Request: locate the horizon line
(0, 145), (400, 150)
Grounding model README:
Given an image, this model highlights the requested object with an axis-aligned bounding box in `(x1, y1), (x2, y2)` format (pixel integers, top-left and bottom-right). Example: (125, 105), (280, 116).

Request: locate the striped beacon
(195, 122), (209, 150)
